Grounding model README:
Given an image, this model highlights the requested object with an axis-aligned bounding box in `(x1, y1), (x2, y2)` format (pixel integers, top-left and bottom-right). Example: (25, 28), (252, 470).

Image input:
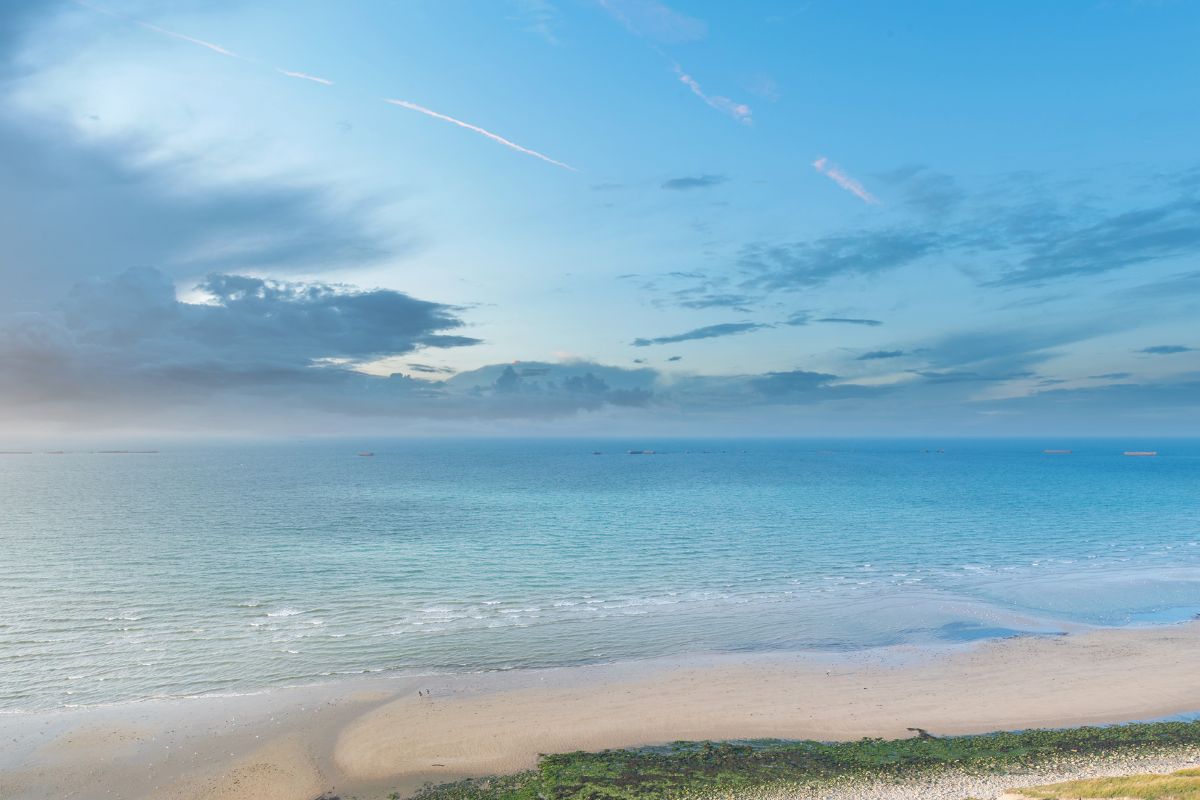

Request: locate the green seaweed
(404, 721), (1200, 800)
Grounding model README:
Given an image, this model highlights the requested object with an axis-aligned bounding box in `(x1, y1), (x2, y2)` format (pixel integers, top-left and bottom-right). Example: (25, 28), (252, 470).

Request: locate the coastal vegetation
(401, 722), (1200, 800)
(1014, 766), (1200, 798)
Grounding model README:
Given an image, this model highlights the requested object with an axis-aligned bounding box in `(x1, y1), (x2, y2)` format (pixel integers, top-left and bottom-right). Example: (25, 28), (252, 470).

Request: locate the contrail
(72, 0), (579, 173)
(383, 99), (577, 171)
(133, 21), (241, 59)
(73, 1), (242, 58)
(674, 65), (751, 125)
(812, 157), (879, 205)
(277, 69), (334, 86)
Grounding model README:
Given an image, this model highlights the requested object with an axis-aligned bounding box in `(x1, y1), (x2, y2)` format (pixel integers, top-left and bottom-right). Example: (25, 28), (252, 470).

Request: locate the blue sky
(1, 0), (1198, 436)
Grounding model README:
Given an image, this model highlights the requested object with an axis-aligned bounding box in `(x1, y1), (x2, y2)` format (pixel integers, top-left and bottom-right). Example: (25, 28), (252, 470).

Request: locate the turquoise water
(1, 439), (1198, 711)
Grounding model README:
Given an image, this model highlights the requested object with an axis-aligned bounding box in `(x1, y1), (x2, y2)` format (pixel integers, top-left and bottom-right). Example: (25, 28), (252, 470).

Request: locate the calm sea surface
(1, 439), (1197, 711)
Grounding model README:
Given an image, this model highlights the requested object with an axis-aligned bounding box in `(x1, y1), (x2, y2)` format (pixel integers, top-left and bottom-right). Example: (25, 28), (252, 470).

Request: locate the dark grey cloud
(1089, 372), (1132, 380)
(407, 363), (456, 374)
(647, 166), (1200, 316)
(662, 174), (727, 191)
(56, 268), (475, 366)
(991, 198), (1200, 286)
(667, 355), (682, 362)
(1, 263), (902, 428)
(1123, 270), (1200, 298)
(750, 369), (837, 396)
(993, 292), (1073, 311)
(0, 120), (399, 312)
(675, 293), (755, 311)
(817, 317), (883, 327)
(0, 268), (476, 416)
(877, 165), (965, 218)
(5, 270), (1194, 433)
(876, 322), (1126, 395)
(0, 2), (406, 314)
(656, 272), (757, 313)
(1139, 344), (1195, 355)
(983, 373), (1200, 432)
(186, 273), (477, 359)
(735, 187), (1200, 294)
(912, 369), (1034, 384)
(447, 361), (656, 393)
(489, 365), (651, 409)
(898, 327), (1082, 388)
(443, 361), (657, 417)
(857, 350), (905, 360)
(739, 231), (938, 290)
(783, 312), (811, 326)
(631, 321), (766, 347)
(649, 368), (883, 412)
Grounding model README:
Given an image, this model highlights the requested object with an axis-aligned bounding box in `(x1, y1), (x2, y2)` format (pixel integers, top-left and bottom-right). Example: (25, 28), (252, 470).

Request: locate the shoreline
(4, 621), (1200, 799)
(19, 604), (1200, 718)
(0, 625), (1059, 717)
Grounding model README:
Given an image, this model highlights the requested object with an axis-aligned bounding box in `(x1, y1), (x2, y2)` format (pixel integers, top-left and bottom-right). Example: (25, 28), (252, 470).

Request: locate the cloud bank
(662, 174), (727, 190)
(0, 269), (477, 417)
(3, 267), (1198, 435)
(631, 322), (767, 347)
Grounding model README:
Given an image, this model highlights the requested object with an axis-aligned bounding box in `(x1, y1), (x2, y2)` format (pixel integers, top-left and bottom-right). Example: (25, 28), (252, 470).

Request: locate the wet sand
(3, 622), (1200, 800)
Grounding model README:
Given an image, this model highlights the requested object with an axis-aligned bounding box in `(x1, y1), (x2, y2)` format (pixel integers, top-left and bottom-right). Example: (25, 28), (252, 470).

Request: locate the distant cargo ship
(1043, 449), (1072, 454)
(357, 451), (375, 457)
(1123, 451), (1158, 457)
(628, 449), (656, 455)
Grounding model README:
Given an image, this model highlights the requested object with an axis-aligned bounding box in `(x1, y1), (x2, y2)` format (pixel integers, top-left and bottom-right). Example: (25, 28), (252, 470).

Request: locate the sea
(1, 438), (1197, 711)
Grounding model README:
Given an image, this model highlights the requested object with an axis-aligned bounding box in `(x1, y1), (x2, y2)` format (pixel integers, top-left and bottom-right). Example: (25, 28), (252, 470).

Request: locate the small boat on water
(357, 451), (375, 457)
(1123, 451), (1157, 457)
(628, 449), (656, 455)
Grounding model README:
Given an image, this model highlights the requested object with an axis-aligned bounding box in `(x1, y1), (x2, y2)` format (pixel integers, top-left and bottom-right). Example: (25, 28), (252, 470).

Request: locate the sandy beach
(3, 622), (1200, 800)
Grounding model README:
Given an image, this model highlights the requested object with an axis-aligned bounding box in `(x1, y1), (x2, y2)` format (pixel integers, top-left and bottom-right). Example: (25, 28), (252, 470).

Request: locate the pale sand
(3, 622), (1200, 800)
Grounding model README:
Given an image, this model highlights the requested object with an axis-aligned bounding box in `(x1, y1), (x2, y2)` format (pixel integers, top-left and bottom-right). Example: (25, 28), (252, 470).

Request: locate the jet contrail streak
(72, 0), (579, 173)
(383, 99), (577, 171)
(277, 69), (334, 86)
(674, 65), (751, 125)
(73, 0), (241, 58)
(813, 157), (879, 205)
(134, 20), (241, 59)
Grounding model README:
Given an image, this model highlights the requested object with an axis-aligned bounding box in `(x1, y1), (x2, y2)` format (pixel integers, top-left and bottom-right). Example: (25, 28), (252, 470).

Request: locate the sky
(1, 0), (1198, 437)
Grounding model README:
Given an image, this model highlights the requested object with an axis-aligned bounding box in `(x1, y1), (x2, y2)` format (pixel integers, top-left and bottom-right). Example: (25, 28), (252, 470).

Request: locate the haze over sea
(2, 438), (1197, 712)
